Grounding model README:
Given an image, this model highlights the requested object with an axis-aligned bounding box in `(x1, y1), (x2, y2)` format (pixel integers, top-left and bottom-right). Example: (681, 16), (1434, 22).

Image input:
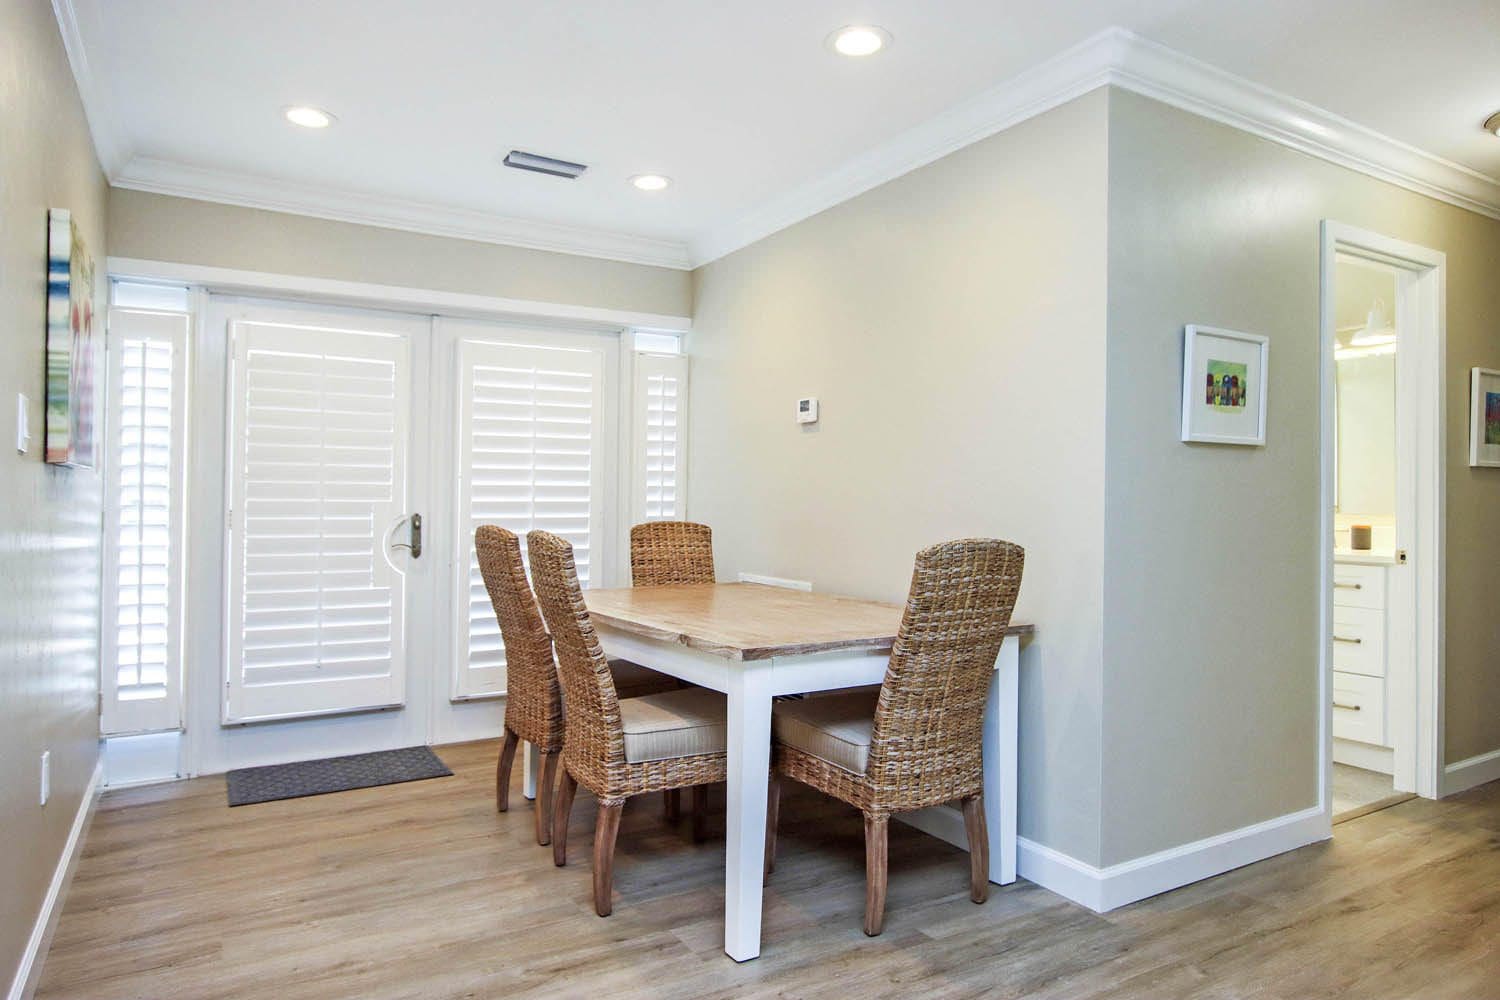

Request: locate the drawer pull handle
(1333, 701), (1362, 712)
(1334, 582), (1363, 590)
(1333, 635), (1363, 644)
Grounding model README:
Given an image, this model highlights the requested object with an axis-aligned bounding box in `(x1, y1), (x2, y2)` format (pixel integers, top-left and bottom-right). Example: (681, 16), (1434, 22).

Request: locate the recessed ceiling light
(1486, 111), (1500, 137)
(284, 106), (335, 129)
(631, 174), (671, 192)
(827, 25), (891, 57)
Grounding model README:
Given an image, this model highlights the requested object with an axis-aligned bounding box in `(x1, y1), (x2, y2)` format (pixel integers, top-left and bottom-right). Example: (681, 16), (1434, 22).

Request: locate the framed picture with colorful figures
(1180, 324), (1268, 446)
(45, 208), (98, 468)
(1468, 367), (1500, 467)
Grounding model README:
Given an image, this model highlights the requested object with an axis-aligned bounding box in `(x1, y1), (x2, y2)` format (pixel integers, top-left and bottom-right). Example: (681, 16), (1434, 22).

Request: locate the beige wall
(689, 91), (1111, 862)
(1102, 89), (1500, 865)
(0, 0), (109, 987)
(108, 189), (692, 318)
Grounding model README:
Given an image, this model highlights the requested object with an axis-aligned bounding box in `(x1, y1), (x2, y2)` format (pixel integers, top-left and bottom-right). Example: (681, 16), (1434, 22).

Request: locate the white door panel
(224, 311), (417, 724)
(449, 331), (607, 700)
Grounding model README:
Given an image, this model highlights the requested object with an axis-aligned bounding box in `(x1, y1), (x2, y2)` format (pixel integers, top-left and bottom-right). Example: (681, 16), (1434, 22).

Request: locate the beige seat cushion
(772, 688), (881, 774)
(619, 688), (728, 763)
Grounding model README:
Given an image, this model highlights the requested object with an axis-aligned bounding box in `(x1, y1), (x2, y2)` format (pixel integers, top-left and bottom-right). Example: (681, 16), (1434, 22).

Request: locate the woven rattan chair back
(866, 538), (1024, 811)
(630, 521), (716, 587)
(526, 529), (626, 791)
(475, 525), (563, 753)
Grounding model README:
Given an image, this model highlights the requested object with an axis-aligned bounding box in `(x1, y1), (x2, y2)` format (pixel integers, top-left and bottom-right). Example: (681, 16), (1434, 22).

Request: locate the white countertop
(1334, 549), (1397, 566)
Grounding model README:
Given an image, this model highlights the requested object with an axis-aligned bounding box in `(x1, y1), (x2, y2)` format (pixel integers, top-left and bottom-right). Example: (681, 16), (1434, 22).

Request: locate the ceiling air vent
(503, 150), (588, 179)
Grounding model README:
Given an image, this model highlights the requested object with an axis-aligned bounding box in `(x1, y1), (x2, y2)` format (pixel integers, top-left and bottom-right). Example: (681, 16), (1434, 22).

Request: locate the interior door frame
(1318, 221), (1446, 816)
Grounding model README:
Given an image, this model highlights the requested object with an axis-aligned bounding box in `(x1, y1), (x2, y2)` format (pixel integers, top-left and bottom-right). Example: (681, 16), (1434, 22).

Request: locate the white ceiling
(70, 0), (1500, 267)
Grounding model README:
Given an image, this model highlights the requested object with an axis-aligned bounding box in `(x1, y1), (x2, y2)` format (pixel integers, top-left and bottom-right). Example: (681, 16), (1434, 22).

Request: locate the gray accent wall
(689, 90), (1111, 864)
(108, 189), (693, 318)
(1103, 89), (1500, 865)
(0, 0), (109, 987)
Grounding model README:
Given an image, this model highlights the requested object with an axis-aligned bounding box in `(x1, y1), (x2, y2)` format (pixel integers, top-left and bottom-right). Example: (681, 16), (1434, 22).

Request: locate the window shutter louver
(224, 319), (411, 723)
(453, 340), (606, 699)
(633, 353), (689, 525)
(101, 309), (189, 736)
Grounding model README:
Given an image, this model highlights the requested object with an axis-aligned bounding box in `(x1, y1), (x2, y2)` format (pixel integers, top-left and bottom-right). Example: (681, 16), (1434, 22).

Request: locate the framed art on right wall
(1469, 367), (1500, 467)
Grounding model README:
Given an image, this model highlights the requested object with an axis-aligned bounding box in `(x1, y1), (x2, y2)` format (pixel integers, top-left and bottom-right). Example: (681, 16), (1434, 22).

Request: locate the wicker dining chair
(629, 520), (715, 587)
(527, 529), (730, 917)
(765, 538), (1024, 936)
(475, 526), (677, 846)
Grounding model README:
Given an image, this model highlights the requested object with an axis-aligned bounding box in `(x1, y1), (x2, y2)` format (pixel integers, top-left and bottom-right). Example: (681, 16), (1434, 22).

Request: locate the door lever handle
(391, 513), (422, 558)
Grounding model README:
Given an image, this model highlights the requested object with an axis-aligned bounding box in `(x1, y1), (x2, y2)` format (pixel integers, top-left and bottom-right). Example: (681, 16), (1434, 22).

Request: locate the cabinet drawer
(1332, 671), (1386, 746)
(1333, 563), (1385, 610)
(1332, 606), (1385, 678)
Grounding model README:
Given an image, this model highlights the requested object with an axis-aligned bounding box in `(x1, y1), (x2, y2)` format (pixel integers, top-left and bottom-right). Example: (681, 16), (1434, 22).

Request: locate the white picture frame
(1468, 367), (1500, 468)
(1180, 324), (1269, 446)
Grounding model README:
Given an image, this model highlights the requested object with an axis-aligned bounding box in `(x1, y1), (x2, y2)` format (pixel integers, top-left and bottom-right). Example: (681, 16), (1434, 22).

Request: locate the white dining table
(524, 581), (1032, 962)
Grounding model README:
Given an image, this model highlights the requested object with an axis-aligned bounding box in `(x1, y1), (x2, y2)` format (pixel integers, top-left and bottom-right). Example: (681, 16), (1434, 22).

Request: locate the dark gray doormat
(226, 746), (453, 806)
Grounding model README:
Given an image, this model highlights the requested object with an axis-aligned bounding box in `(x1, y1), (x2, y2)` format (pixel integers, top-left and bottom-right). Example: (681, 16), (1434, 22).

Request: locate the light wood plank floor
(38, 740), (1500, 999)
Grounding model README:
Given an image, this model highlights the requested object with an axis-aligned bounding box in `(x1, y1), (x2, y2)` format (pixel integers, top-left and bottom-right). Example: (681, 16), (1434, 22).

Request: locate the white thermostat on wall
(796, 397), (819, 425)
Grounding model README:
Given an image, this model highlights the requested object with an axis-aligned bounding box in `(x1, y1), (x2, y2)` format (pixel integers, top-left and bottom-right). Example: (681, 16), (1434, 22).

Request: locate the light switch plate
(16, 393), (30, 454)
(40, 750), (50, 806)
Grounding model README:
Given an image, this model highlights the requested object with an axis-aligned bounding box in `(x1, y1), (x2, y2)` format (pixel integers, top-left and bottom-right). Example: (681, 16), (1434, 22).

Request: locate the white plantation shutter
(453, 339), (605, 699)
(633, 353), (689, 524)
(224, 319), (411, 723)
(100, 309), (188, 735)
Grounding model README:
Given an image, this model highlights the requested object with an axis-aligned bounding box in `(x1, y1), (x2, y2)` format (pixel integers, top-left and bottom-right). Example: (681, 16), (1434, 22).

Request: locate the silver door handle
(391, 513), (422, 558)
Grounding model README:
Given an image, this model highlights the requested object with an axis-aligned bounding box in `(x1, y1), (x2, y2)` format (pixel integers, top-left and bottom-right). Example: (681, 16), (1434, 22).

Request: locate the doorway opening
(1318, 223), (1446, 827)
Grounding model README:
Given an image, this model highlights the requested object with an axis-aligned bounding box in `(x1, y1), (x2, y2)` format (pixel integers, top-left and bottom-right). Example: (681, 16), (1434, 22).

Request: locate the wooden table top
(584, 582), (1033, 662)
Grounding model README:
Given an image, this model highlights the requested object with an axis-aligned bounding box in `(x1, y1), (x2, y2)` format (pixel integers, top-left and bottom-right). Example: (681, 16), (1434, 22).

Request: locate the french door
(223, 304), (424, 723)
(220, 301), (615, 725)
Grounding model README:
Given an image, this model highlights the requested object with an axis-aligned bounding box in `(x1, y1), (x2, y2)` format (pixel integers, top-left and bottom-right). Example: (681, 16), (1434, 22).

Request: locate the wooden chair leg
(593, 800), (625, 917)
(764, 775), (781, 882)
(496, 727), (520, 812)
(553, 768), (578, 867)
(962, 794), (990, 904)
(535, 751), (560, 847)
(691, 785), (710, 842)
(863, 812), (889, 936)
(663, 788), (681, 823)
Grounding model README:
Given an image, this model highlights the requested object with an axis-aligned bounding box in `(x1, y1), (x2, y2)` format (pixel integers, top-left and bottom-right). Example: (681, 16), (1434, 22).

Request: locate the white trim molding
(54, 7), (1500, 273)
(49, 0), (128, 176)
(7, 757), (103, 1000)
(1443, 748), (1500, 797)
(113, 158), (693, 271)
(690, 28), (1500, 266)
(1017, 806), (1329, 913)
(107, 257), (692, 334)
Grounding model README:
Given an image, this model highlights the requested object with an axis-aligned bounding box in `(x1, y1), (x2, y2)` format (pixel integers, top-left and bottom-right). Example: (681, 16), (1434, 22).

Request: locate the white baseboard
(1018, 805), (1329, 913)
(7, 756), (103, 1000)
(1442, 747), (1500, 797)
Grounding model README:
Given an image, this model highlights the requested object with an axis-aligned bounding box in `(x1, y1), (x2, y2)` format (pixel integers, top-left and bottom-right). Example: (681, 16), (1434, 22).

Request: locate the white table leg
(723, 665), (775, 962)
(983, 635), (1020, 884)
(523, 740), (538, 801)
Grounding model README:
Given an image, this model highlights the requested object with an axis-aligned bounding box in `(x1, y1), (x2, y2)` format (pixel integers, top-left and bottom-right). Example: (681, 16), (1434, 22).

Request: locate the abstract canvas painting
(1469, 368), (1500, 468)
(45, 208), (97, 467)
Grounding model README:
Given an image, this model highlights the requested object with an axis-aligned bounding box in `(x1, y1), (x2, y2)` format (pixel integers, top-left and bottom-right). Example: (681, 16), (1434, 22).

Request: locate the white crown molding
(690, 27), (1500, 267)
(51, 0), (130, 175)
(54, 5), (1500, 275)
(113, 157), (693, 270)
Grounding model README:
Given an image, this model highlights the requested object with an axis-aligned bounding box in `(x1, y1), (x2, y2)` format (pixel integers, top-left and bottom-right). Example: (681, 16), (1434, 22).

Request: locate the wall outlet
(40, 750), (50, 806)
